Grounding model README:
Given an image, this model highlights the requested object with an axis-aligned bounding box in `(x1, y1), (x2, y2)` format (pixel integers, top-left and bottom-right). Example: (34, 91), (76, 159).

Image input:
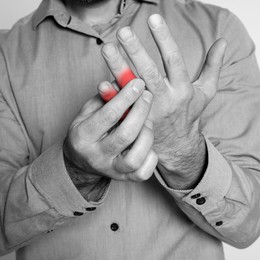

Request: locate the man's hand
(101, 14), (227, 190)
(63, 78), (158, 185)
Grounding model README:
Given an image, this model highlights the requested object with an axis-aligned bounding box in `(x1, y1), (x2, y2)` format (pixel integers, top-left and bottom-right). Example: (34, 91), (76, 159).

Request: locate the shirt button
(96, 38), (103, 45)
(73, 211), (84, 216)
(196, 197), (206, 205)
(86, 207), (96, 212)
(110, 223), (119, 232)
(191, 193), (201, 199)
(216, 221), (223, 226)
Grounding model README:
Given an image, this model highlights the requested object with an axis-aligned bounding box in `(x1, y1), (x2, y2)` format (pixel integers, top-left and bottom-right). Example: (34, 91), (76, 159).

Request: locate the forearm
(155, 137), (260, 248)
(0, 142), (108, 256)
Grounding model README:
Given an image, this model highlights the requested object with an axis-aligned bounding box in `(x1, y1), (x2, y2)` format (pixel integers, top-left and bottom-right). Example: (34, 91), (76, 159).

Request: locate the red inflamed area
(118, 69), (137, 89)
(100, 69), (137, 121)
(101, 88), (118, 102)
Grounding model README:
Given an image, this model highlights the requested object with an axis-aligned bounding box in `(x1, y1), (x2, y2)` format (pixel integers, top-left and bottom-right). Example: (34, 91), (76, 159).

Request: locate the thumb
(198, 38), (228, 101)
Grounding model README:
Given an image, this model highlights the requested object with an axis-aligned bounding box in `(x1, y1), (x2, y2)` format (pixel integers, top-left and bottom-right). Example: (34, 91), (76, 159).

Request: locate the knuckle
(102, 141), (117, 155)
(167, 50), (183, 67)
(116, 129), (133, 147)
(140, 174), (150, 181)
(125, 156), (141, 172)
(143, 64), (161, 83)
(80, 103), (89, 113)
(121, 89), (135, 106)
(134, 170), (150, 182)
(66, 132), (80, 152)
(76, 122), (92, 143)
(77, 123), (86, 139)
(131, 175), (144, 182)
(67, 126), (93, 155)
(127, 38), (140, 55)
(110, 61), (123, 72)
(138, 101), (150, 115)
(110, 56), (124, 71)
(172, 56), (183, 69)
(101, 107), (118, 125)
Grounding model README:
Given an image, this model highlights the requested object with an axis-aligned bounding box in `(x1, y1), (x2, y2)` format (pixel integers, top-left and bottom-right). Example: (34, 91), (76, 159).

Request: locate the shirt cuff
(154, 136), (233, 214)
(30, 140), (111, 217)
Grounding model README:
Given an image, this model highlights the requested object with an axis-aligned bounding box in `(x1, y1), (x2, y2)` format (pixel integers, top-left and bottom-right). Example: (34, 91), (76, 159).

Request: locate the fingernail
(142, 91), (153, 103)
(145, 120), (153, 130)
(132, 80), (145, 93)
(118, 27), (134, 42)
(102, 44), (118, 59)
(148, 14), (163, 29)
(99, 81), (111, 94)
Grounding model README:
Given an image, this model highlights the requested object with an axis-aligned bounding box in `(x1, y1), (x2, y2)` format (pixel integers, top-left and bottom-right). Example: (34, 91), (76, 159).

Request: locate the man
(1, 0), (260, 259)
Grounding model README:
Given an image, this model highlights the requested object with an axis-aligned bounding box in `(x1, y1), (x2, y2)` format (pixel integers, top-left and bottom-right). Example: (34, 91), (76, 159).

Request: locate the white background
(0, 1), (259, 260)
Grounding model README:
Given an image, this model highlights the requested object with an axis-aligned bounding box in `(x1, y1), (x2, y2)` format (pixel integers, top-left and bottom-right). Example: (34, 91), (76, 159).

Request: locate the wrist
(63, 135), (84, 171)
(63, 137), (109, 202)
(157, 132), (207, 190)
(63, 137), (102, 186)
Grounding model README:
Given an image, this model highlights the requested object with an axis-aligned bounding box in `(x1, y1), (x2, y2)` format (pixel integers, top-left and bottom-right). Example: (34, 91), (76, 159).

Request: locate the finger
(198, 38), (227, 100)
(116, 27), (167, 96)
(101, 90), (153, 155)
(148, 14), (190, 87)
(80, 79), (145, 142)
(98, 81), (119, 102)
(98, 80), (120, 95)
(102, 43), (137, 88)
(127, 150), (158, 182)
(98, 81), (130, 120)
(114, 120), (154, 172)
(111, 80), (120, 91)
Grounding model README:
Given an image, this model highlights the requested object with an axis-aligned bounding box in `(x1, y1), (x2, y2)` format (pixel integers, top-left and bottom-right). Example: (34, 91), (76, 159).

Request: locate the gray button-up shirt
(1, 0), (260, 259)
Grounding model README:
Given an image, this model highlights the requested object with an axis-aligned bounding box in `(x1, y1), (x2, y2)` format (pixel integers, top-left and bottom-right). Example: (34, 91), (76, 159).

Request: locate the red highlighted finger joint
(100, 69), (137, 121)
(118, 69), (137, 89)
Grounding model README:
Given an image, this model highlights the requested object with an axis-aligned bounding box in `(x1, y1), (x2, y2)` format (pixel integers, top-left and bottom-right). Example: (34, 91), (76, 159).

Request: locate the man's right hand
(63, 78), (158, 183)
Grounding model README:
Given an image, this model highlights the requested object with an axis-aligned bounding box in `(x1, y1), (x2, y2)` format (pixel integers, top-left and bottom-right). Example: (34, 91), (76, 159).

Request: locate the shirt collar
(32, 0), (159, 30)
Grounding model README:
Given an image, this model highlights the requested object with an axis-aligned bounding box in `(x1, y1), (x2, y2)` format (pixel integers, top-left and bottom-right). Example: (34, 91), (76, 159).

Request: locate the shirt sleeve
(155, 12), (260, 248)
(0, 49), (110, 256)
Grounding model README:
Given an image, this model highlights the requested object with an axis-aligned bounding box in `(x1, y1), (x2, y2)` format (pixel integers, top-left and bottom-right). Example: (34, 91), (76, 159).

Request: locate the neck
(64, 0), (122, 25)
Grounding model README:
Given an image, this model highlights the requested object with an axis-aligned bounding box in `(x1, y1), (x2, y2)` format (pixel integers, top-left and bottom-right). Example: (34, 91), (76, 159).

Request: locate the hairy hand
(101, 14), (227, 189)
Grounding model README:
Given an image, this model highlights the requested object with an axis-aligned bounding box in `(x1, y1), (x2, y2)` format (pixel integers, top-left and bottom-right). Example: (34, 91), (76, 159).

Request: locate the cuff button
(196, 197), (206, 205)
(216, 221), (223, 226)
(73, 211), (84, 216)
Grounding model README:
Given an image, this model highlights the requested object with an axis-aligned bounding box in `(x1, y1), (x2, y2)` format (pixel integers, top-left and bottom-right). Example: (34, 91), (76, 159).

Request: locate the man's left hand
(101, 14), (227, 190)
